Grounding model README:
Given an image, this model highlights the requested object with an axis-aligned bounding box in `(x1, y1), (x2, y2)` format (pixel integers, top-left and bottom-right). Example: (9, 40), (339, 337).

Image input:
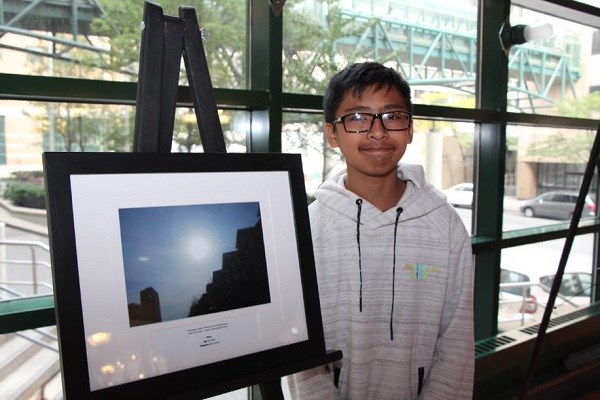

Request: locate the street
(454, 203), (595, 292)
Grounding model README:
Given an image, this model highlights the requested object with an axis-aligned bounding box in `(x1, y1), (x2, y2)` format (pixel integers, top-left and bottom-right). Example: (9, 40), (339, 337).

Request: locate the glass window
(282, 111), (475, 231)
(0, 1), (248, 89)
(173, 108), (248, 153)
(282, 0), (478, 108)
(506, 6), (599, 117)
(0, 99), (249, 398)
(499, 234), (594, 332)
(281, 112), (344, 197)
(503, 124), (597, 230)
(0, 99), (247, 299)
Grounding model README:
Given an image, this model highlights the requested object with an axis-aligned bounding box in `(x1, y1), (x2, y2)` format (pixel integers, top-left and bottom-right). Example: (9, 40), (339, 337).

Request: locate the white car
(442, 183), (474, 208)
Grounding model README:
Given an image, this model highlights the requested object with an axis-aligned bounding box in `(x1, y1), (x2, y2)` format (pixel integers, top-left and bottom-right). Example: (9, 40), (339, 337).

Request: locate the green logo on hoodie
(405, 263), (439, 280)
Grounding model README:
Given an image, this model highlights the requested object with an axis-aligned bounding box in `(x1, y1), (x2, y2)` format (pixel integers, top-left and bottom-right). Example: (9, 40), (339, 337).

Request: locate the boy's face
(326, 85), (413, 180)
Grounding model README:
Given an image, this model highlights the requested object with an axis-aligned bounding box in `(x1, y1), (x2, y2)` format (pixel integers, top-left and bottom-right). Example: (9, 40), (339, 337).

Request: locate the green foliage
(556, 92), (600, 119)
(6, 171), (44, 182)
(283, 0), (366, 95)
(525, 93), (599, 163)
(32, 103), (134, 152)
(2, 172), (46, 209)
(3, 185), (46, 209)
(526, 131), (594, 163)
(92, 0), (246, 88)
(90, 1), (146, 75)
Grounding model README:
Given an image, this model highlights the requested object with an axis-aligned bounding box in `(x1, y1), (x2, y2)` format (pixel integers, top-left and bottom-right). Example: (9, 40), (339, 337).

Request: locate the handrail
(0, 238), (59, 397)
(500, 281), (585, 307)
(15, 330), (59, 353)
(0, 239), (51, 295)
(0, 239), (49, 251)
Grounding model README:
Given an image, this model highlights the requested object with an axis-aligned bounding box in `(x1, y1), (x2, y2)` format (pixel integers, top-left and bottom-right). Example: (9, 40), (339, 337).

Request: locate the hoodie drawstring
(355, 199), (403, 341)
(355, 199), (363, 312)
(391, 207), (403, 340)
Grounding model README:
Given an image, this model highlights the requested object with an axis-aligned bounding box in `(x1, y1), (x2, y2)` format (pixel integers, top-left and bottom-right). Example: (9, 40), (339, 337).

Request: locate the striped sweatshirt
(288, 164), (474, 399)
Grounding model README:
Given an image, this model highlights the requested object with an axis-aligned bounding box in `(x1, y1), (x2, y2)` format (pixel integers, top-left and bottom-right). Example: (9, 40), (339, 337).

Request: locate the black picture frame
(43, 152), (327, 399)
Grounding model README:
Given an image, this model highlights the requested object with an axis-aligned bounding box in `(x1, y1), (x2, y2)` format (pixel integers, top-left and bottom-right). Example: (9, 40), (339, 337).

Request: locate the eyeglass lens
(343, 112), (410, 132)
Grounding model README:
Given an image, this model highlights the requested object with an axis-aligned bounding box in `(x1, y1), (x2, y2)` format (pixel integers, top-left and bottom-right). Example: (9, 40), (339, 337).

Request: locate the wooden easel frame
(133, 1), (226, 153)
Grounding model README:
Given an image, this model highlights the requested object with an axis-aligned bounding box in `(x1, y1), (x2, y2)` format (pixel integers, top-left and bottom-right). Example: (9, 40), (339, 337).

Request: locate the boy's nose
(367, 118), (388, 140)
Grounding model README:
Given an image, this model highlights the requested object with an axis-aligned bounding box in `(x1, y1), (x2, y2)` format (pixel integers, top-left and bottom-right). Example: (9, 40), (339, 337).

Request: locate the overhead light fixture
(499, 18), (553, 55)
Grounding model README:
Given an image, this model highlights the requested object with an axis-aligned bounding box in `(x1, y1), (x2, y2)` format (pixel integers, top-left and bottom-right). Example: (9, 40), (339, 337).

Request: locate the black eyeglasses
(332, 111), (412, 133)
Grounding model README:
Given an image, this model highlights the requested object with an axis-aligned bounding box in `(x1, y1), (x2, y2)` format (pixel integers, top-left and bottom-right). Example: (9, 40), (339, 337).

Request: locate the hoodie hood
(313, 163), (448, 224)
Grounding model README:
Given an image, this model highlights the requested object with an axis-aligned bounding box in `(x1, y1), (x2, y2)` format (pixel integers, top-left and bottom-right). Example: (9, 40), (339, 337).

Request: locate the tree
(556, 92), (600, 120)
(89, 0), (247, 150)
(174, 109), (203, 152)
(91, 0), (363, 176)
(91, 0), (246, 88)
(526, 130), (595, 164)
(526, 93), (600, 163)
(281, 1), (369, 180)
(23, 27), (135, 152)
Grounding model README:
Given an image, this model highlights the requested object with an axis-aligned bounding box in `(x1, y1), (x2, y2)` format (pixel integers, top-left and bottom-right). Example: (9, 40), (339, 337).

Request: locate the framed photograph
(43, 152), (326, 399)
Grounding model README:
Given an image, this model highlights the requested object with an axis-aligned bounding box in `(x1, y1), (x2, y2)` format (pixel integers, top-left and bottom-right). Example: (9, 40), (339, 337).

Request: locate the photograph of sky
(119, 201), (263, 323)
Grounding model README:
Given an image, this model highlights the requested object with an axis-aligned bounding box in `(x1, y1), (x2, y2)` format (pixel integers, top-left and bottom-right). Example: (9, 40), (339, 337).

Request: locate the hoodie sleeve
(287, 364), (341, 400)
(419, 217), (475, 399)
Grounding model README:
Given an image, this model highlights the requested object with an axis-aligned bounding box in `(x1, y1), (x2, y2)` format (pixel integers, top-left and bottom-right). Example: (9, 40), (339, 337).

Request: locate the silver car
(519, 191), (596, 220)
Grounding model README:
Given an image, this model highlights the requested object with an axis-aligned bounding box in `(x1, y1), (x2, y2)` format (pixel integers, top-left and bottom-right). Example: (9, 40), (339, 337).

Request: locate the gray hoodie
(289, 164), (474, 399)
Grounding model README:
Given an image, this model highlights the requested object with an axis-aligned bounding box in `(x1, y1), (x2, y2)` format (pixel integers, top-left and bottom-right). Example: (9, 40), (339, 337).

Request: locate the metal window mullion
(473, 0), (510, 341)
(248, 1), (282, 153)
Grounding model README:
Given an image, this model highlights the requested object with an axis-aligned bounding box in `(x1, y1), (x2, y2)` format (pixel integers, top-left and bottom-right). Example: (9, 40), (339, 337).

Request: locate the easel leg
(258, 380), (284, 400)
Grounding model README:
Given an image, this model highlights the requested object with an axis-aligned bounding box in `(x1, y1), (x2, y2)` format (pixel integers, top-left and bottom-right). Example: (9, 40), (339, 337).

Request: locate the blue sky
(119, 201), (261, 322)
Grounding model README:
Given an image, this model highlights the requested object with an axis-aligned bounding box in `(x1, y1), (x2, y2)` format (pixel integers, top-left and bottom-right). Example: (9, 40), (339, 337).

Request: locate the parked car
(519, 191), (596, 220)
(498, 269), (538, 331)
(442, 182), (473, 208)
(539, 272), (592, 300)
(498, 268), (593, 332)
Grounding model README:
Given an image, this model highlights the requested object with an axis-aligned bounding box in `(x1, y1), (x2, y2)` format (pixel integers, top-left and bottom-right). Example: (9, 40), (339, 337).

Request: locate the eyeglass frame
(331, 111), (413, 133)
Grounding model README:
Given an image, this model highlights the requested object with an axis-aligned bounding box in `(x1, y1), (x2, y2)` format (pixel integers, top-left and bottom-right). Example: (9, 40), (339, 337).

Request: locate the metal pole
(30, 245), (37, 295)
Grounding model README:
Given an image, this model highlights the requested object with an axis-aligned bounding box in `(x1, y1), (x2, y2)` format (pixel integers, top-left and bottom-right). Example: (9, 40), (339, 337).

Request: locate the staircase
(0, 328), (61, 400)
(0, 232), (62, 400)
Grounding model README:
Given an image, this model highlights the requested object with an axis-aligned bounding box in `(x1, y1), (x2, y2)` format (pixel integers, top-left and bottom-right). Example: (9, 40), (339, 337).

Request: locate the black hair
(323, 62), (413, 124)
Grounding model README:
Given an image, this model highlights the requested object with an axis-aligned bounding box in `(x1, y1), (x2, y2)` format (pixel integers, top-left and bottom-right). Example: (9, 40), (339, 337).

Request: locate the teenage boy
(289, 61), (474, 399)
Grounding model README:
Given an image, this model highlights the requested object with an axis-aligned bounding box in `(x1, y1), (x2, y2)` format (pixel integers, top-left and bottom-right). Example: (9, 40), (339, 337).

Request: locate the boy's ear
(325, 123), (339, 147)
(407, 125), (414, 144)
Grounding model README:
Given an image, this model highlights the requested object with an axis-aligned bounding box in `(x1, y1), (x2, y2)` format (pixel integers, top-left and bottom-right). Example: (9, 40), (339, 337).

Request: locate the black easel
(133, 0), (226, 153)
(517, 121), (600, 400)
(132, 2), (341, 398)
